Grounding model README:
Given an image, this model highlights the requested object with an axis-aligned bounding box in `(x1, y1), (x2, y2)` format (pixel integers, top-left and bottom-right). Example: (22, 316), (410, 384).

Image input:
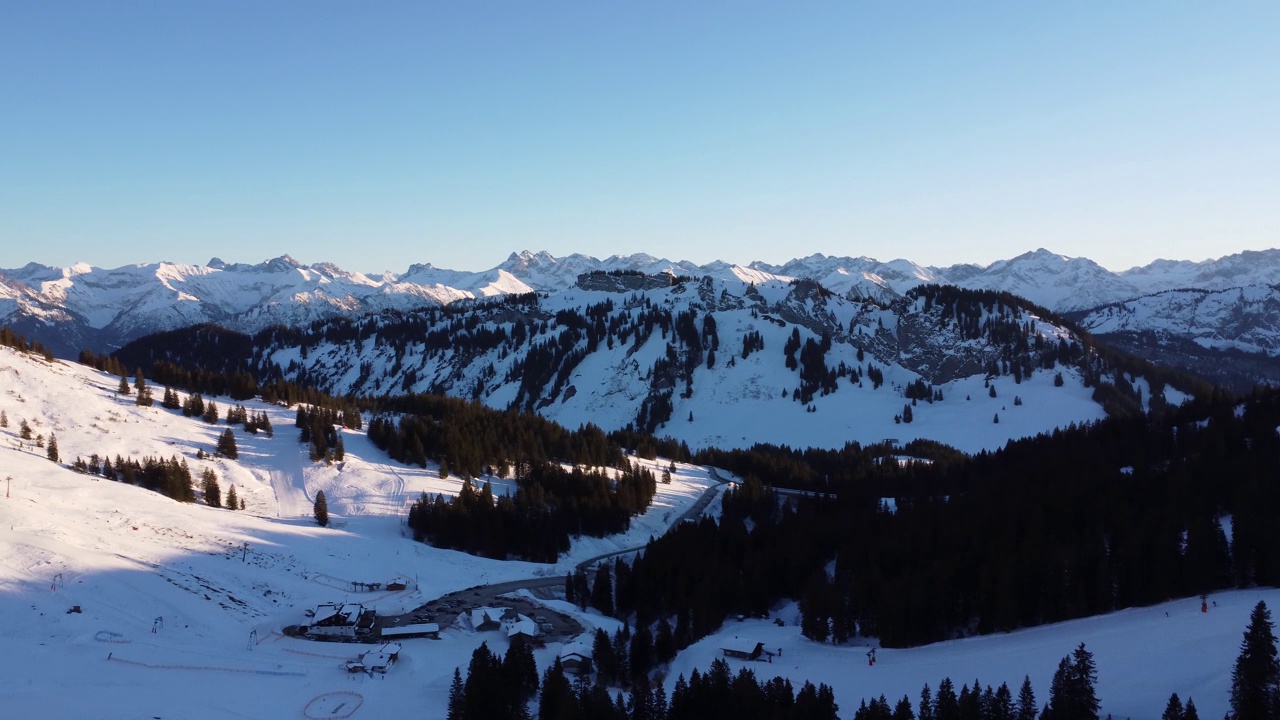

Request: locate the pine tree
(611, 626), (631, 683)
(935, 678), (958, 720)
(202, 400), (219, 424)
(539, 657), (574, 720)
(630, 623), (653, 682)
(1045, 644), (1099, 720)
(117, 375), (131, 395)
(216, 429), (238, 459)
(591, 564), (615, 617)
(503, 635), (540, 702)
(447, 667), (464, 720)
(201, 468), (221, 508)
(1230, 601), (1280, 720)
(314, 490), (329, 527)
(134, 368), (153, 407)
(919, 683), (935, 720)
(161, 387), (180, 410)
(19, 419), (32, 440)
(572, 568), (590, 609)
(1071, 643), (1100, 720)
(656, 616), (676, 664)
(1014, 676), (1036, 720)
(0, 409), (8, 427)
(46, 433), (59, 463)
(462, 642), (505, 720)
(225, 484), (239, 511)
(592, 628), (618, 685)
(1183, 698), (1200, 720)
(992, 682), (1015, 720)
(1162, 693), (1184, 720)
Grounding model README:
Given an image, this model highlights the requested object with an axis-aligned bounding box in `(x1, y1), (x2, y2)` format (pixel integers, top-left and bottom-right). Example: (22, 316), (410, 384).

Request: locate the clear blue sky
(2, 2), (1277, 273)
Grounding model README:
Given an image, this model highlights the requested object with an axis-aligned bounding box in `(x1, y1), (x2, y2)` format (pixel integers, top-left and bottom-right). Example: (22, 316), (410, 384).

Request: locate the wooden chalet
(720, 639), (766, 661)
(559, 643), (593, 675)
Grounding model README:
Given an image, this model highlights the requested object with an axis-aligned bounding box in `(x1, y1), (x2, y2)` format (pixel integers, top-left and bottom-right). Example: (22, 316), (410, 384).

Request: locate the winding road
(400, 466), (730, 619)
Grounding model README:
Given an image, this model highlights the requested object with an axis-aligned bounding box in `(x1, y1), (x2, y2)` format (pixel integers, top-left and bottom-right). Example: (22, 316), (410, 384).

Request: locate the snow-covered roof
(720, 638), (764, 655)
(559, 641), (592, 660)
(312, 603), (341, 623)
(360, 652), (393, 670)
(462, 606), (509, 631)
(507, 618), (539, 638)
(339, 604), (363, 624)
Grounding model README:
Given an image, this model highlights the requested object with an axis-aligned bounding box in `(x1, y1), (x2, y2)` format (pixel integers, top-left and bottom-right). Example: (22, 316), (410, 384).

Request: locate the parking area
(392, 583), (584, 643)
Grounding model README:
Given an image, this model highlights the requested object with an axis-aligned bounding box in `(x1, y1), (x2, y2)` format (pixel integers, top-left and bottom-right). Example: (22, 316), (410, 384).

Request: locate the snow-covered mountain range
(116, 274), (1192, 453)
(1068, 284), (1280, 392)
(5, 247), (1280, 389)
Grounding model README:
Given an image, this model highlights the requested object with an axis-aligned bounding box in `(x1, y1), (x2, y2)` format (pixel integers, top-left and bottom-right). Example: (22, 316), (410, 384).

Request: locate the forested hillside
(584, 388), (1280, 649)
(102, 274), (1214, 453)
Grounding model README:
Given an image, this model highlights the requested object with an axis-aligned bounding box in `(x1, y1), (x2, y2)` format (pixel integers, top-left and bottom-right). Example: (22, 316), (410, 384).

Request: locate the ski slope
(0, 346), (1269, 719)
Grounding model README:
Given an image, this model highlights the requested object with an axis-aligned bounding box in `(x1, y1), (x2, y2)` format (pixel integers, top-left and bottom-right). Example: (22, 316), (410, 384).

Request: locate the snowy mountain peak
(501, 250), (558, 271)
(263, 254), (304, 272)
(3, 246), (1279, 361)
(1023, 248), (1072, 262)
(65, 261), (95, 277)
(403, 262), (438, 276)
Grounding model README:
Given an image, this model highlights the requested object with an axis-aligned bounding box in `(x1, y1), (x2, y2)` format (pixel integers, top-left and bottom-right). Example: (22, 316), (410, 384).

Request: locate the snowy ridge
(1076, 284), (1280, 357)
(5, 247), (1280, 358)
(134, 276), (1193, 454)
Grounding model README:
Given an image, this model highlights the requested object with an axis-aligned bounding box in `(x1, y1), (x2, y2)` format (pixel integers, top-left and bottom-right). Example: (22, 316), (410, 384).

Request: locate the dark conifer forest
(600, 388), (1280, 649)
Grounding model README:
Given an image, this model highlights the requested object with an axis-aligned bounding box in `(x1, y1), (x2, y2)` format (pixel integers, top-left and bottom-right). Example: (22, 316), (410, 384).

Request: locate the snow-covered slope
(1077, 285), (1280, 357)
(1069, 284), (1280, 392)
(130, 276), (1190, 454)
(0, 345), (718, 718)
(0, 345), (1266, 719)
(7, 247), (1279, 359)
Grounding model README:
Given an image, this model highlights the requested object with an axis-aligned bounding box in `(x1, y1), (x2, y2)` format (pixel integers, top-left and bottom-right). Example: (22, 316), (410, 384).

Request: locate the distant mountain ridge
(4, 247), (1280, 368)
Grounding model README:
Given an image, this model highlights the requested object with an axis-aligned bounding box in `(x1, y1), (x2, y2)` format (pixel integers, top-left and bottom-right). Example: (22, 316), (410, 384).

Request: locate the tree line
(0, 326), (55, 361)
(405, 459), (656, 562)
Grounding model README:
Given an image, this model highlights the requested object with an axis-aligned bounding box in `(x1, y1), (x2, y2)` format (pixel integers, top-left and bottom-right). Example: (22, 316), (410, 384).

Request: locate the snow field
(0, 346), (1262, 719)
